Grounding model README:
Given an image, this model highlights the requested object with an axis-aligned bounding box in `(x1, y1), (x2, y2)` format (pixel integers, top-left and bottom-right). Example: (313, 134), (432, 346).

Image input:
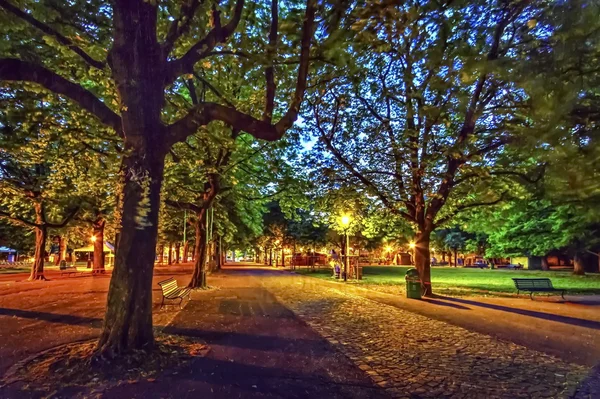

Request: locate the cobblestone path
(261, 275), (593, 399)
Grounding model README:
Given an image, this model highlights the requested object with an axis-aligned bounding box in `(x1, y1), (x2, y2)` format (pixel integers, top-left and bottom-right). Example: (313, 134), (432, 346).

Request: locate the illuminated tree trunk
(541, 256), (549, 271)
(175, 242), (181, 264)
(189, 210), (208, 288)
(30, 226), (47, 281)
(182, 241), (189, 263)
(573, 253), (585, 275)
(29, 202), (47, 281)
(93, 217), (106, 274)
(54, 236), (64, 265)
(158, 244), (164, 264)
(413, 230), (432, 296)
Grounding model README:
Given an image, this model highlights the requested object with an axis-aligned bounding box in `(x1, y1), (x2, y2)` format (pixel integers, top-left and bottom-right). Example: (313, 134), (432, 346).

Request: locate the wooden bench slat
(158, 277), (191, 308)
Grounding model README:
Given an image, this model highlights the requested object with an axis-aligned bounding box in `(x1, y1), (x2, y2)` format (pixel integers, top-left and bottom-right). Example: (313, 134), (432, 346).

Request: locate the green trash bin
(405, 268), (422, 299)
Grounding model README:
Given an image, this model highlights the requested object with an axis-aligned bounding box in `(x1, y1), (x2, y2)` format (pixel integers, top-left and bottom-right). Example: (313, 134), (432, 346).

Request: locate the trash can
(405, 268), (422, 299)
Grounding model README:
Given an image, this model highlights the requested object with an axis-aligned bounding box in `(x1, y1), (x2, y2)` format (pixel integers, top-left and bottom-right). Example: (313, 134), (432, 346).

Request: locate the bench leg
(160, 296), (165, 310)
(561, 290), (565, 300)
(179, 297), (184, 309)
(530, 292), (534, 300)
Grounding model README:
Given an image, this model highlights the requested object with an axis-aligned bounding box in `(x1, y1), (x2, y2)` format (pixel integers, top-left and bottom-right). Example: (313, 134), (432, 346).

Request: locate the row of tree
(1, 0), (599, 359)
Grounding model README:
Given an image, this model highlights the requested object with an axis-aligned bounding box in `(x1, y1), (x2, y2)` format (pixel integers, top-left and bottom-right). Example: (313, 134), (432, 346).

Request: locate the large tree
(0, 90), (82, 279)
(306, 0), (547, 295)
(0, 0), (331, 356)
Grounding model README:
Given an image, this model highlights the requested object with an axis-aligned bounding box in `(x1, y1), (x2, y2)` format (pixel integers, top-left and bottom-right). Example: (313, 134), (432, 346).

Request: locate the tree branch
(0, 0), (105, 69)
(263, 0), (278, 122)
(434, 194), (507, 228)
(0, 210), (40, 228)
(165, 0), (316, 145)
(165, 199), (202, 213)
(165, 0), (245, 84)
(46, 206), (79, 228)
(162, 0), (202, 56)
(0, 59), (122, 135)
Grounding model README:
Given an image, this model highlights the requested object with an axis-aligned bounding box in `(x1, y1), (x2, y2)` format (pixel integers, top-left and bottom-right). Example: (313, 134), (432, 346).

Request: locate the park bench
(60, 263), (82, 276)
(158, 277), (191, 309)
(512, 278), (565, 300)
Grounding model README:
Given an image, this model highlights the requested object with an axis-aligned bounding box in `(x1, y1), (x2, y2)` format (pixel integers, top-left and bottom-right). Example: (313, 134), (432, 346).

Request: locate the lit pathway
(257, 268), (597, 399)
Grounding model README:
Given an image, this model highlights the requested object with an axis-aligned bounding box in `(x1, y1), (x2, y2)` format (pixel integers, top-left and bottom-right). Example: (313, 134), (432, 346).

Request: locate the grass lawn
(295, 266), (600, 297)
(0, 266), (31, 274)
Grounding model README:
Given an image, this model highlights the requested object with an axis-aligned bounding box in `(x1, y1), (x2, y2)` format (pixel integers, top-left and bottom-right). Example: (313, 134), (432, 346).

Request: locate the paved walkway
(0, 264), (192, 375)
(297, 274), (600, 367)
(261, 270), (597, 398)
(104, 267), (385, 398)
(1, 263), (599, 398)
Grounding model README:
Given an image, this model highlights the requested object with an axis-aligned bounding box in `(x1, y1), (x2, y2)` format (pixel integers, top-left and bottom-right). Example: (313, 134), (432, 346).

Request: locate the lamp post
(409, 241), (416, 265)
(341, 215), (351, 281)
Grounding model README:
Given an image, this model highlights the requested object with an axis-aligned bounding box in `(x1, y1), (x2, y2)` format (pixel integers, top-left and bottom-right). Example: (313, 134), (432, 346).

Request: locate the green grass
(0, 266), (30, 274)
(295, 266), (600, 296)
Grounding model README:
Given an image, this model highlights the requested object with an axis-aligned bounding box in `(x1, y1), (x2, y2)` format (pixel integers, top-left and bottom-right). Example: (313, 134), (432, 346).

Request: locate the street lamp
(409, 241), (416, 265)
(91, 235), (97, 243)
(340, 214), (352, 281)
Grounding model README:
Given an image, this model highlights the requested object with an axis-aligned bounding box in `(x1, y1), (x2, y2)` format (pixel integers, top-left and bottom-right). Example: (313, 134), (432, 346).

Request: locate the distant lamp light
(385, 246), (392, 252)
(91, 235), (97, 243)
(341, 215), (351, 227)
(408, 242), (416, 249)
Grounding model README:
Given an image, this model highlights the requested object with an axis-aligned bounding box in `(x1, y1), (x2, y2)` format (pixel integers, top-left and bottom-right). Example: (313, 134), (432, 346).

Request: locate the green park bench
(512, 278), (565, 300)
(158, 277), (192, 309)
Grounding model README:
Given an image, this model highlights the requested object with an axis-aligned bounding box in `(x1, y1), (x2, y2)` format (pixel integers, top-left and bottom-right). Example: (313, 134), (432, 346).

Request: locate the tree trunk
(281, 248), (285, 267)
(573, 253), (585, 275)
(93, 218), (106, 274)
(541, 256), (549, 271)
(189, 211), (208, 288)
(54, 236), (64, 265)
(413, 230), (433, 296)
(96, 144), (165, 356)
(215, 235), (222, 270)
(30, 225), (47, 281)
(269, 249), (272, 266)
(175, 242), (180, 264)
(29, 201), (47, 281)
(158, 244), (164, 264)
(182, 241), (189, 263)
(453, 249), (458, 267)
(167, 242), (173, 265)
(264, 248), (268, 265)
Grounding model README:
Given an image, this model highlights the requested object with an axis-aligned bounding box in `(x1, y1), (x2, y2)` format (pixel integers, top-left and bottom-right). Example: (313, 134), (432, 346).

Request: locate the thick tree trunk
(541, 256), (549, 271)
(189, 211), (208, 288)
(30, 225), (47, 281)
(281, 248), (285, 267)
(413, 230), (433, 296)
(93, 218), (106, 274)
(453, 249), (458, 267)
(167, 242), (173, 265)
(96, 145), (165, 356)
(174, 242), (180, 264)
(573, 253), (585, 275)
